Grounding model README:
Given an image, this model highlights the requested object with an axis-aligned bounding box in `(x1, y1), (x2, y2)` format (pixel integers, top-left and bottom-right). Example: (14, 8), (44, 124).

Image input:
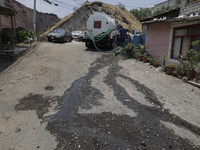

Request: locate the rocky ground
(0, 41), (200, 150)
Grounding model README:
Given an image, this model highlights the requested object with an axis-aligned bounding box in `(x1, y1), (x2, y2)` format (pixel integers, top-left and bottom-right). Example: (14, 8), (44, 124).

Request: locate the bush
(135, 52), (141, 59)
(18, 29), (31, 43)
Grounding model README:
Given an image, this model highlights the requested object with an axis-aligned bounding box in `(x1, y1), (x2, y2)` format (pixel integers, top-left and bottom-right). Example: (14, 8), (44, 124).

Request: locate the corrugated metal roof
(166, 16), (200, 22)
(141, 7), (180, 22)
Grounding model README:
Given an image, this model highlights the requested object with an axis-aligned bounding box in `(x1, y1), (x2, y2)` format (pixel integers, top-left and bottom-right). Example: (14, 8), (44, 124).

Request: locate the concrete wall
(0, 0), (4, 50)
(154, 0), (178, 11)
(181, 0), (200, 14)
(0, 0), (4, 6)
(145, 22), (171, 64)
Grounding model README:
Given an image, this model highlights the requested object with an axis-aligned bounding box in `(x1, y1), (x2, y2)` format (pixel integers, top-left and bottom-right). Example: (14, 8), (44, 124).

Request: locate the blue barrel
(142, 36), (146, 45)
(133, 36), (143, 47)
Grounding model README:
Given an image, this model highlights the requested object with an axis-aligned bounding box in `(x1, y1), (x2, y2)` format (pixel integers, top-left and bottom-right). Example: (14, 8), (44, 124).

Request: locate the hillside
(41, 1), (141, 37)
(2, 0), (60, 34)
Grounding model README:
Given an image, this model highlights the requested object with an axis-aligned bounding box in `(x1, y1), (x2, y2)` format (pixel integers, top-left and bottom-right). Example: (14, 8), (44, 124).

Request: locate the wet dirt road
(1, 41), (200, 150)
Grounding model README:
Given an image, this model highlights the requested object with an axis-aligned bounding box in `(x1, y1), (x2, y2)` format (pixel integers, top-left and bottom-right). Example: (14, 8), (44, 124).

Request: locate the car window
(65, 31), (69, 34)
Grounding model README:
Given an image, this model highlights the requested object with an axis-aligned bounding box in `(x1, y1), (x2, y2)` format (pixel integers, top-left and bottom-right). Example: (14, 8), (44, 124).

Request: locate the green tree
(130, 9), (140, 20)
(141, 8), (152, 19)
(130, 8), (152, 20)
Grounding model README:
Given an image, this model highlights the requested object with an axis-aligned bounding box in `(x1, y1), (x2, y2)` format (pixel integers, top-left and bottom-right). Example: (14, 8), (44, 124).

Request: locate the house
(0, 0), (18, 49)
(141, 0), (200, 65)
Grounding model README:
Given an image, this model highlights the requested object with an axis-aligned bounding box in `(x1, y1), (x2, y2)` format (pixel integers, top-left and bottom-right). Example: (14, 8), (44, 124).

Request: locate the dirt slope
(2, 0), (60, 34)
(41, 1), (141, 37)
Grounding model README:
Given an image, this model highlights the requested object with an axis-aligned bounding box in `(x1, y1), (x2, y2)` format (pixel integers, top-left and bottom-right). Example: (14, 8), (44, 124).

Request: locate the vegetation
(184, 40), (200, 71)
(167, 63), (176, 67)
(135, 52), (141, 59)
(176, 55), (190, 76)
(162, 54), (167, 65)
(122, 44), (134, 52)
(130, 8), (152, 21)
(139, 44), (145, 54)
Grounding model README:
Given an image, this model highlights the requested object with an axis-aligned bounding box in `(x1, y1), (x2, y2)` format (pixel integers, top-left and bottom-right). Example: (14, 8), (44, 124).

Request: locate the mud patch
(45, 86), (55, 90)
(15, 94), (60, 119)
(43, 54), (199, 150)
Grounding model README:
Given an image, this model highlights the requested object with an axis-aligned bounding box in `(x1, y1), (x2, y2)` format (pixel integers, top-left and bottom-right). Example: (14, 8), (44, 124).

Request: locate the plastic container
(133, 36), (142, 48)
(142, 36), (145, 45)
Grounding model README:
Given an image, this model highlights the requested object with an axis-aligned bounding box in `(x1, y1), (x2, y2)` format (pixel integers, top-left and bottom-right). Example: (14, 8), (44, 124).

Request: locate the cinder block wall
(145, 22), (171, 64)
(181, 0), (200, 14)
(154, 0), (178, 11)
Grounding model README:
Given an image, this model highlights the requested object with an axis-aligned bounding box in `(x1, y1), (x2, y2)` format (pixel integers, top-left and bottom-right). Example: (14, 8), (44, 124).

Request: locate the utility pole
(12, 0), (16, 37)
(33, 0), (36, 33)
(139, 7), (143, 21)
(115, 5), (117, 30)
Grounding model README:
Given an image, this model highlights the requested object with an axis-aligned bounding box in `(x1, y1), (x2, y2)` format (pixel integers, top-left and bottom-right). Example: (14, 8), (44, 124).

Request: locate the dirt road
(0, 41), (200, 150)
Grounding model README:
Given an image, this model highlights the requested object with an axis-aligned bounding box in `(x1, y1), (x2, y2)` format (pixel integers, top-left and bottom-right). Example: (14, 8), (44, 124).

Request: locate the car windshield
(52, 29), (58, 33)
(55, 29), (65, 34)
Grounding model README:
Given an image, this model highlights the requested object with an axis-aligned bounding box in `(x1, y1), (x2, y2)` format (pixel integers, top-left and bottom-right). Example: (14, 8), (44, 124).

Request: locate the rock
(141, 141), (146, 147)
(182, 77), (188, 81)
(15, 127), (21, 133)
(146, 71), (149, 74)
(156, 67), (161, 72)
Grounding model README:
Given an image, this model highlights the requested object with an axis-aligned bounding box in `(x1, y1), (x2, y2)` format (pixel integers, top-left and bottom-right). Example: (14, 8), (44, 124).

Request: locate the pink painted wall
(145, 22), (171, 64)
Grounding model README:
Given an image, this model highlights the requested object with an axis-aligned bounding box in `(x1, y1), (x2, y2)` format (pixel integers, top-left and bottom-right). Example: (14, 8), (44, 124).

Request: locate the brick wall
(145, 22), (171, 64)
(181, 0), (200, 14)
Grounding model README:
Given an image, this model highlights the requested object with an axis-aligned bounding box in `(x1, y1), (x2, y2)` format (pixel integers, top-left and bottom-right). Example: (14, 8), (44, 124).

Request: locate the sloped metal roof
(0, 6), (18, 15)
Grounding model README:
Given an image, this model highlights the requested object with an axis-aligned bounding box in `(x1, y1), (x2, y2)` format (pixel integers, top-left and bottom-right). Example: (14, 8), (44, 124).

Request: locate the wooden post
(11, 15), (14, 36)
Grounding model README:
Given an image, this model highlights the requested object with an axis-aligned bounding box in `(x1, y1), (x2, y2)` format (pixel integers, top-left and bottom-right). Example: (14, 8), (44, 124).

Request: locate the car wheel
(86, 42), (94, 48)
(48, 38), (52, 42)
(79, 37), (83, 41)
(61, 38), (65, 43)
(69, 38), (72, 42)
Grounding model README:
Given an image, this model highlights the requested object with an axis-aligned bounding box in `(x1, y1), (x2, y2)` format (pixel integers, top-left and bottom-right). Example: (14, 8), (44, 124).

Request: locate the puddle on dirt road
(16, 55), (200, 150)
(15, 94), (60, 119)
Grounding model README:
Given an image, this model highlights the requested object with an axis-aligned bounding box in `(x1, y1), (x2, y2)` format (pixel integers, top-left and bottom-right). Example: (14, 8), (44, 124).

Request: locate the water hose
(86, 30), (122, 53)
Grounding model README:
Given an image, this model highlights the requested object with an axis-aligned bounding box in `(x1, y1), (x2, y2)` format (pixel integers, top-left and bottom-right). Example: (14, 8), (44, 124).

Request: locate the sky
(15, 0), (167, 19)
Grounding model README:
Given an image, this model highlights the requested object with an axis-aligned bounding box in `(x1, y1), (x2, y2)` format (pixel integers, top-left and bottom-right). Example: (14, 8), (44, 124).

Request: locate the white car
(72, 31), (84, 41)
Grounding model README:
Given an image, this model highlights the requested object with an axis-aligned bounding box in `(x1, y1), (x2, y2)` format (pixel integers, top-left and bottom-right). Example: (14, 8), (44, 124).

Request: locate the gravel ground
(0, 41), (200, 150)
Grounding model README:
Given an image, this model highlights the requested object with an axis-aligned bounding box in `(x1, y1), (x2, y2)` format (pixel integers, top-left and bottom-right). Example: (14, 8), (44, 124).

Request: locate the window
(171, 24), (200, 59)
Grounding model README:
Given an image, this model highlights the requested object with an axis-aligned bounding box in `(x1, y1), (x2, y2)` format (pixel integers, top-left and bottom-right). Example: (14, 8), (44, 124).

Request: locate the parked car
(47, 29), (72, 43)
(72, 31), (84, 41)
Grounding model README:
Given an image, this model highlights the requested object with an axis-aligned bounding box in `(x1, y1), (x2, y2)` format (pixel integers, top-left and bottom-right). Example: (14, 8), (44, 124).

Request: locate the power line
(59, 5), (74, 10)
(106, 0), (166, 8)
(44, 0), (58, 6)
(51, 0), (76, 7)
(73, 0), (82, 5)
